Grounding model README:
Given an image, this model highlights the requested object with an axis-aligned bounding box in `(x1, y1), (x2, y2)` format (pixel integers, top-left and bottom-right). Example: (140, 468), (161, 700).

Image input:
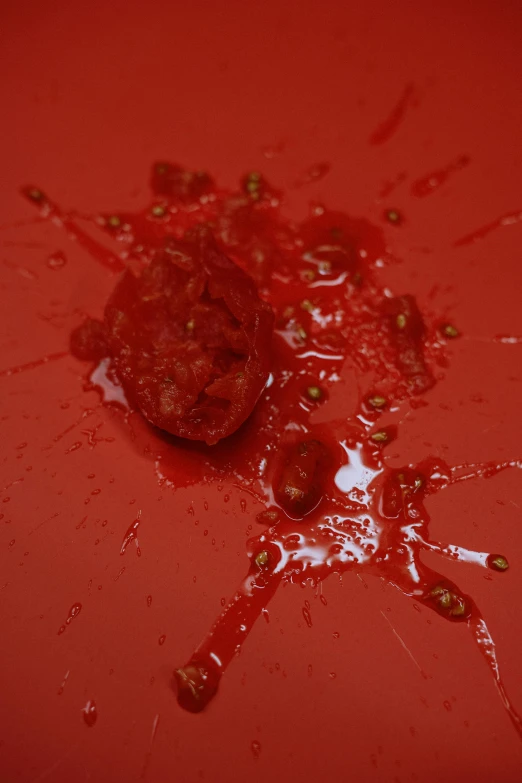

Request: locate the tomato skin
(274, 439), (332, 519)
(70, 317), (108, 361)
(104, 228), (274, 445)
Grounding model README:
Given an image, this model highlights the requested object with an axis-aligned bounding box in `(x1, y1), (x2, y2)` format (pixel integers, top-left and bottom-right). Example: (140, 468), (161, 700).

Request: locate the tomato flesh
(103, 228), (274, 444)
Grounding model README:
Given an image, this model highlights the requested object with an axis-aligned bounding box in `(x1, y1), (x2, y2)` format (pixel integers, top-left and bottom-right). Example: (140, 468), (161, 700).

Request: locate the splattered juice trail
(369, 83), (416, 145)
(22, 163), (520, 735)
(0, 351), (67, 378)
(410, 155), (470, 198)
(454, 209), (522, 246)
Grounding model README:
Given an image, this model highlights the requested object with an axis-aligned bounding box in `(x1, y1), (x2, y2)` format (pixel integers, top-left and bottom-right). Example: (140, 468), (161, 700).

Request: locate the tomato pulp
(70, 227), (273, 445)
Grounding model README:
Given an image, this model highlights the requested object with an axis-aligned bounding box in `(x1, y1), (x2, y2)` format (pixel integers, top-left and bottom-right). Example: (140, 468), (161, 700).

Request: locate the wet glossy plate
(1, 1), (522, 781)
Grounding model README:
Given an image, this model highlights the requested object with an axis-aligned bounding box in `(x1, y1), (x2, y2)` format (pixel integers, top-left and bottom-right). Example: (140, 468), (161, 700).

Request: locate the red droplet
(66, 603), (82, 623)
(251, 740), (261, 760)
(47, 251), (67, 270)
(58, 602), (82, 634)
(82, 700), (97, 727)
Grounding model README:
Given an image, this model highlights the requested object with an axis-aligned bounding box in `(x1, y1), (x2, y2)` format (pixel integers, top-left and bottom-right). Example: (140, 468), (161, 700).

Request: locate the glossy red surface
(2, 1), (522, 781)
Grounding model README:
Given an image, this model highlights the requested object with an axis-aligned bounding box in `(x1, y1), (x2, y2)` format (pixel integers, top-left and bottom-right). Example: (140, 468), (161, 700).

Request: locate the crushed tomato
(72, 227), (274, 445)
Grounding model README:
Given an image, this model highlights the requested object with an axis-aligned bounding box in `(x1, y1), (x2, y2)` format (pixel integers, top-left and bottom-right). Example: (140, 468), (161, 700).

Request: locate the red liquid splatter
(57, 670), (69, 696)
(82, 699), (97, 727)
(0, 352), (67, 378)
(23, 163), (521, 737)
(120, 511), (142, 556)
(47, 250), (67, 270)
(175, 443), (521, 734)
(140, 714), (160, 779)
(411, 155), (470, 197)
(251, 740), (261, 760)
(494, 335), (522, 345)
(65, 441), (82, 454)
(21, 187), (124, 273)
(378, 171), (407, 199)
(302, 605), (313, 628)
(294, 162), (331, 188)
(57, 602), (82, 635)
(369, 83), (416, 145)
(454, 210), (522, 246)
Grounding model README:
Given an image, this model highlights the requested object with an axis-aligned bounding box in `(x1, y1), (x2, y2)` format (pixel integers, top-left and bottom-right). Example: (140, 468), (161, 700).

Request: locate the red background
(1, 1), (522, 781)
